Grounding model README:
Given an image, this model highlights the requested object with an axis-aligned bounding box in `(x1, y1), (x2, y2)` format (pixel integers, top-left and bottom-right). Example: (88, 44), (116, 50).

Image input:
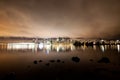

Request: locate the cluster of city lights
(0, 42), (119, 53)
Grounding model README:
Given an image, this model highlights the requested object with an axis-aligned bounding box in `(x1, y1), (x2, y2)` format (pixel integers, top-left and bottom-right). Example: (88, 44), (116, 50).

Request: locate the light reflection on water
(100, 45), (105, 52)
(117, 45), (120, 52)
(0, 42), (120, 53)
(0, 42), (120, 80)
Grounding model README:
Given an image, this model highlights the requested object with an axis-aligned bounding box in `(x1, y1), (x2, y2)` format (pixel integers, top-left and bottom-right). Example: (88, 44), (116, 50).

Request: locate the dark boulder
(71, 57), (80, 63)
(45, 63), (50, 66)
(33, 60), (38, 64)
(57, 59), (61, 63)
(49, 60), (55, 63)
(98, 57), (110, 63)
(39, 60), (43, 62)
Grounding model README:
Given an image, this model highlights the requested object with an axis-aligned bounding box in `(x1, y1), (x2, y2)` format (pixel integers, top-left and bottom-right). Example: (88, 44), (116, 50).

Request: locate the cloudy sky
(0, 0), (120, 38)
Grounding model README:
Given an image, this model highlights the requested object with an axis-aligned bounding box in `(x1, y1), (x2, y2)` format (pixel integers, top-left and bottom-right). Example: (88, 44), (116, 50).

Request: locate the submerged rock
(49, 60), (55, 63)
(89, 59), (93, 62)
(71, 57), (80, 63)
(45, 63), (50, 66)
(57, 59), (61, 63)
(98, 57), (110, 63)
(39, 60), (43, 62)
(33, 60), (38, 64)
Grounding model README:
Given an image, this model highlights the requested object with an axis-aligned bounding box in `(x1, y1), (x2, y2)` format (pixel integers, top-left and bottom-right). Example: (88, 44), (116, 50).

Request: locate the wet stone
(72, 57), (80, 63)
(33, 60), (38, 64)
(39, 60), (43, 62)
(49, 60), (55, 63)
(46, 63), (50, 66)
(90, 59), (93, 62)
(97, 57), (110, 64)
(57, 59), (61, 63)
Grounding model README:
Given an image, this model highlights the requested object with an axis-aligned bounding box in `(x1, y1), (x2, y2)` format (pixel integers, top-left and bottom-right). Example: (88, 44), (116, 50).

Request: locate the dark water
(0, 42), (120, 80)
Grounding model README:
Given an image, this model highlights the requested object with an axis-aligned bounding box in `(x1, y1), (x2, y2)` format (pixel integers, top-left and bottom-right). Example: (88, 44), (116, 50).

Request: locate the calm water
(0, 42), (120, 80)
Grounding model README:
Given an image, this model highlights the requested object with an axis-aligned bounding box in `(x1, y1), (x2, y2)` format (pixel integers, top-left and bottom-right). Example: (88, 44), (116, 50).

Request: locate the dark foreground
(0, 56), (120, 80)
(0, 44), (120, 80)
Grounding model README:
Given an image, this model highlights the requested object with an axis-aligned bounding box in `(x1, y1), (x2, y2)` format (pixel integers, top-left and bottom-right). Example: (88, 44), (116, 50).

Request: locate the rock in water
(57, 59), (61, 63)
(46, 63), (50, 66)
(98, 57), (110, 63)
(89, 59), (93, 62)
(49, 60), (55, 63)
(72, 57), (80, 63)
(33, 60), (38, 64)
(39, 60), (43, 62)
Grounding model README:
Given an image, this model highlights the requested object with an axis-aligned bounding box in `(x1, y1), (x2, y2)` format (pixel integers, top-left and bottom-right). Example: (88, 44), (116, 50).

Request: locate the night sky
(0, 0), (120, 38)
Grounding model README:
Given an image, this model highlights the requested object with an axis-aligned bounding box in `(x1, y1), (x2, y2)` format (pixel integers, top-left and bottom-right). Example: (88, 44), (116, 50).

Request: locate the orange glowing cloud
(0, 0), (120, 39)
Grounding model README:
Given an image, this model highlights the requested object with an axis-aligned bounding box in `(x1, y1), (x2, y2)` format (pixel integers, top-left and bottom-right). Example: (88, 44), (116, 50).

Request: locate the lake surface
(0, 42), (120, 80)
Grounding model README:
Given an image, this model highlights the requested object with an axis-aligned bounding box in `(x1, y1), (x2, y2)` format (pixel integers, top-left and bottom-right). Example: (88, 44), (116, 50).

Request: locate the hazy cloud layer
(0, 0), (120, 38)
